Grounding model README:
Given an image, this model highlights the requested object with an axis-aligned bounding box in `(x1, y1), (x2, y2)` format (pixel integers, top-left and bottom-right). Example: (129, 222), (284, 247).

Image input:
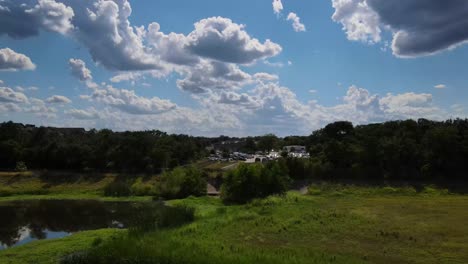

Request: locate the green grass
(0, 193), (152, 202)
(306, 183), (451, 197)
(0, 172), (155, 202)
(0, 229), (124, 264)
(157, 192), (468, 264)
(3, 185), (466, 264)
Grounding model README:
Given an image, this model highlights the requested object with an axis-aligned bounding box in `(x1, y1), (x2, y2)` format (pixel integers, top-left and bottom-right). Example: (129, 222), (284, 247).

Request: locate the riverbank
(0, 171), (155, 202)
(0, 193), (152, 202)
(1, 185), (467, 264)
(0, 229), (124, 264)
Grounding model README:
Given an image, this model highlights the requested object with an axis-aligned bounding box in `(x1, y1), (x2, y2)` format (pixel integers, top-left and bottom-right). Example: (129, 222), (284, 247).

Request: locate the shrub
(104, 181), (131, 197)
(221, 161), (290, 204)
(15, 161), (27, 172)
(131, 178), (156, 196)
(158, 166), (207, 199)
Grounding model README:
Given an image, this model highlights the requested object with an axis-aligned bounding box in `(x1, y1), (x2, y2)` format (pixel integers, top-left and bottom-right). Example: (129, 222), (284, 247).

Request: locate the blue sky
(1, 0), (468, 136)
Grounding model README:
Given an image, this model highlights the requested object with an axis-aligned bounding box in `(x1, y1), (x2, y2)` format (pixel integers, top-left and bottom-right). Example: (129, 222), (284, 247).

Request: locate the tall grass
(60, 203), (196, 264)
(306, 182), (451, 196)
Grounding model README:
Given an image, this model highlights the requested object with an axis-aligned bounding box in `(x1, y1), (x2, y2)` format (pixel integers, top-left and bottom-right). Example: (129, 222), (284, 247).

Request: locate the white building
(283, 145), (309, 158)
(283, 145), (306, 153)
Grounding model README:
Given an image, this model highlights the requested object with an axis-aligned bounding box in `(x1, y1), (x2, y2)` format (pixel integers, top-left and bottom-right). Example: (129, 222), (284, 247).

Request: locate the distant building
(283, 145), (309, 158)
(283, 145), (306, 153)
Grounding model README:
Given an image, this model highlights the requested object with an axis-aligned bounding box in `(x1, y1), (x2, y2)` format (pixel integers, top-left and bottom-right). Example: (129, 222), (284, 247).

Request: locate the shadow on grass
(60, 203), (196, 264)
(39, 171), (107, 186)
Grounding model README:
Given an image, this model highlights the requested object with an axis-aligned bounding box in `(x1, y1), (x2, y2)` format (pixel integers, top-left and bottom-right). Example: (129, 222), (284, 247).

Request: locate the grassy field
(0, 171), (156, 202)
(0, 229), (124, 264)
(0, 171), (115, 196)
(0, 160), (231, 199)
(1, 185), (467, 264)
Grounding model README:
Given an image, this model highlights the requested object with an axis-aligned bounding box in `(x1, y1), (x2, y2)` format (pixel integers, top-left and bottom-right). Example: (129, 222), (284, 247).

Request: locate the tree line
(0, 122), (207, 173)
(1, 119), (468, 184)
(305, 119), (468, 182)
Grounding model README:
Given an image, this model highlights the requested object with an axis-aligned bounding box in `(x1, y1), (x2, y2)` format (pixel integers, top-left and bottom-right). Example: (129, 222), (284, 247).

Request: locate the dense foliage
(103, 181), (132, 197)
(221, 162), (290, 203)
(307, 119), (468, 182)
(1, 119), (468, 184)
(0, 122), (207, 173)
(158, 166), (207, 199)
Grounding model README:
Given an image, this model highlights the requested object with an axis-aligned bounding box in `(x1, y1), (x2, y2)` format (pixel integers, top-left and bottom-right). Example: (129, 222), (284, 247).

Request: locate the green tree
(159, 166), (207, 199)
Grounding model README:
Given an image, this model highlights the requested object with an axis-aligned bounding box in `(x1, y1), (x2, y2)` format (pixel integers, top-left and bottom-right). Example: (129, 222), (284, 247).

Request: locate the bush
(158, 166), (207, 199)
(15, 161), (27, 172)
(104, 181), (132, 197)
(221, 161), (290, 204)
(131, 178), (156, 196)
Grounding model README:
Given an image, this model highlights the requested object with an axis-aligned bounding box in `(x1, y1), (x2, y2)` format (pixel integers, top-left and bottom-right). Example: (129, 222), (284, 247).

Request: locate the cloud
(146, 22), (199, 66)
(66, 107), (99, 119)
(68, 58), (99, 89)
(110, 72), (143, 83)
(253, 73), (279, 82)
(0, 0), (283, 99)
(434, 84), (446, 89)
(0, 87), (57, 117)
(70, 3), (280, 70)
(38, 76), (455, 136)
(5, 79), (459, 136)
(272, 0), (283, 15)
(203, 83), (447, 135)
(0, 87), (29, 103)
(264, 60), (285, 68)
(331, 0), (381, 44)
(15, 86), (25, 92)
(46, 95), (72, 104)
(15, 86), (39, 92)
(28, 86), (39, 91)
(25, 98), (57, 118)
(69, 58), (92, 81)
(69, 0), (162, 71)
(26, 0), (74, 34)
(287, 13), (306, 32)
(379, 92), (440, 119)
(217, 91), (262, 109)
(451, 104), (466, 115)
(0, 102), (21, 113)
(331, 0), (468, 57)
(0, 48), (36, 71)
(186, 17), (282, 64)
(84, 85), (176, 115)
(177, 61), (252, 93)
(0, 0), (74, 38)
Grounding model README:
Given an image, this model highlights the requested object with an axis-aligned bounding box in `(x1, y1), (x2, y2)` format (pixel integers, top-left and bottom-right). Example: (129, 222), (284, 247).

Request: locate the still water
(0, 200), (154, 250)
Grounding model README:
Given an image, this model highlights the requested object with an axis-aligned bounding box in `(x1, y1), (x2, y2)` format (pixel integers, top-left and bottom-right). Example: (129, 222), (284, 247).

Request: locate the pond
(0, 200), (160, 250)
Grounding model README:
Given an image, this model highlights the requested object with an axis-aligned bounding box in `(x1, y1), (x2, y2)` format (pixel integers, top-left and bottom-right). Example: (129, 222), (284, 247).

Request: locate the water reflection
(0, 200), (154, 249)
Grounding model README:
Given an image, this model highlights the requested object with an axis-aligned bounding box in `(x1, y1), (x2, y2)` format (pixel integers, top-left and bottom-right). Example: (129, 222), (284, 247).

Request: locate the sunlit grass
(0, 172), (155, 202)
(2, 184), (467, 264)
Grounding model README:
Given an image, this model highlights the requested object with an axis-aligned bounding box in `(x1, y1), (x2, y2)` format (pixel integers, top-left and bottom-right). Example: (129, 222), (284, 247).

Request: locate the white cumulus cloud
(0, 48), (36, 71)
(0, 87), (29, 103)
(66, 108), (100, 120)
(287, 13), (306, 32)
(69, 58), (92, 81)
(273, 0), (283, 15)
(46, 95), (72, 104)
